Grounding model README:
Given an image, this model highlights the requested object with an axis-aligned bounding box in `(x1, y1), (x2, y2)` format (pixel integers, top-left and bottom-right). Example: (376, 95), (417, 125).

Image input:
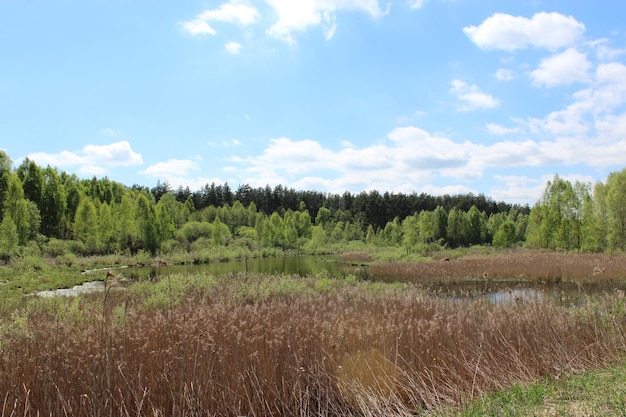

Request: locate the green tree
(525, 203), (544, 249)
(493, 220), (516, 249)
(3, 174), (31, 245)
(466, 205), (487, 245)
(283, 211), (300, 248)
(230, 200), (249, 231)
(0, 151), (12, 221)
(417, 210), (435, 244)
(98, 202), (116, 253)
(381, 217), (402, 246)
(16, 158), (44, 212)
(540, 175), (584, 250)
(432, 206), (448, 242)
(114, 194), (139, 252)
(41, 167), (67, 238)
(0, 214), (18, 259)
(135, 192), (158, 254)
(264, 212), (285, 248)
(402, 214), (419, 254)
(446, 208), (467, 247)
(605, 169), (626, 250)
(156, 196), (176, 246)
(212, 216), (231, 246)
(306, 225), (327, 254)
(329, 220), (345, 243)
(365, 224), (377, 245)
(315, 206), (332, 227)
(73, 197), (98, 253)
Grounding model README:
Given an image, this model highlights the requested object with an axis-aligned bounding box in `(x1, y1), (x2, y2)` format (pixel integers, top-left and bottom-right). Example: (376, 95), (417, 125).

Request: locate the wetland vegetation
(1, 151), (626, 416)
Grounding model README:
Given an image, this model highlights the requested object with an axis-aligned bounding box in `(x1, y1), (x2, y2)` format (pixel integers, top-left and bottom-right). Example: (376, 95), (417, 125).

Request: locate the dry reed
(0, 271), (625, 416)
(370, 250), (626, 283)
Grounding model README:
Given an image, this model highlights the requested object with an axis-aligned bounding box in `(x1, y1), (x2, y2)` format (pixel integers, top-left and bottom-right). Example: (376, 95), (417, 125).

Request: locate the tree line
(0, 150), (624, 259)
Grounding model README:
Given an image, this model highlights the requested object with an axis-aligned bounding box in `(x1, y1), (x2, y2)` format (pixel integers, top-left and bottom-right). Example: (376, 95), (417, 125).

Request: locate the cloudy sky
(2, 0), (626, 205)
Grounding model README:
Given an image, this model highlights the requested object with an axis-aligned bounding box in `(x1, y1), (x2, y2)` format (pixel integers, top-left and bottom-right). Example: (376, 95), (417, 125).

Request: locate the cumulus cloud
(28, 141), (143, 171)
(265, 0), (387, 44)
(494, 68), (514, 81)
(407, 0), (426, 9)
(140, 159), (198, 178)
(449, 79), (499, 111)
(486, 123), (521, 135)
(102, 128), (119, 137)
(140, 159), (221, 191)
(463, 12), (585, 51)
(223, 108), (626, 203)
(181, 0), (260, 36)
(225, 41), (243, 54)
(531, 48), (592, 87)
(529, 62), (626, 136)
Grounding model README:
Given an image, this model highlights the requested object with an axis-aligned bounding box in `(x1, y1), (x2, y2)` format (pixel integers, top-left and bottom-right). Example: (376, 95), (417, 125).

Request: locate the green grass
(439, 363), (626, 417)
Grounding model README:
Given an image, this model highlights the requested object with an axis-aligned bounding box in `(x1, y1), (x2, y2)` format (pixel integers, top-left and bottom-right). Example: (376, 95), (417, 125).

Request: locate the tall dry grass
(0, 272), (625, 416)
(370, 250), (626, 283)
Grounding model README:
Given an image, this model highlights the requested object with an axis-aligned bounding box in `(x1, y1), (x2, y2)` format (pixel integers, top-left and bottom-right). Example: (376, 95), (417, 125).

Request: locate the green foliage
(135, 192), (158, 254)
(0, 151), (11, 221)
(493, 220), (517, 249)
(73, 197), (98, 253)
(3, 150), (626, 257)
(605, 169), (626, 250)
(212, 216), (231, 246)
(0, 214), (18, 259)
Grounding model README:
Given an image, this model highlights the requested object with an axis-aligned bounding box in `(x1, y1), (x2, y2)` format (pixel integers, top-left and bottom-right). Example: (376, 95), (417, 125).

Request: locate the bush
(43, 238), (67, 257)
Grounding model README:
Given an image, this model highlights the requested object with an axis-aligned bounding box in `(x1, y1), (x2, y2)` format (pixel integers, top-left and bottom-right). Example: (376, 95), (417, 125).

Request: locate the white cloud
(265, 0), (387, 45)
(181, 19), (217, 36)
(181, 0), (260, 36)
(490, 175), (546, 204)
(529, 62), (626, 136)
(463, 12), (585, 51)
(407, 0), (426, 9)
(28, 141), (143, 171)
(102, 128), (118, 137)
(140, 159), (221, 190)
(530, 48), (592, 87)
(208, 139), (243, 147)
(140, 159), (198, 178)
(486, 123), (521, 135)
(223, 110), (626, 203)
(494, 68), (514, 81)
(449, 79), (499, 111)
(225, 41), (243, 54)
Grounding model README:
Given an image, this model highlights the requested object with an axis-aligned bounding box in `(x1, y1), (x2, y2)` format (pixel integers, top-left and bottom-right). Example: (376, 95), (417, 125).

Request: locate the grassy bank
(438, 363), (626, 416)
(1, 271), (625, 416)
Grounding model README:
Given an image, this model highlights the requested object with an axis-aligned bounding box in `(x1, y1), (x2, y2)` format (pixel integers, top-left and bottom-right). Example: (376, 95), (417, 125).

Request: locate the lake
(38, 255), (626, 304)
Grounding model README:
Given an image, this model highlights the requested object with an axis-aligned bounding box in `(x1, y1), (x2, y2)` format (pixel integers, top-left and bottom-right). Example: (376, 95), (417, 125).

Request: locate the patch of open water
(36, 256), (626, 304)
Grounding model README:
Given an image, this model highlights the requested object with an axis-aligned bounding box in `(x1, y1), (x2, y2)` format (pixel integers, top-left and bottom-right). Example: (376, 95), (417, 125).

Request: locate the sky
(2, 0), (626, 205)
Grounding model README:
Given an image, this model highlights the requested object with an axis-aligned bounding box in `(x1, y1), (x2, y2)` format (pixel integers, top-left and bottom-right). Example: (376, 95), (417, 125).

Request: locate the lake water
(125, 255), (353, 280)
(38, 255), (626, 304)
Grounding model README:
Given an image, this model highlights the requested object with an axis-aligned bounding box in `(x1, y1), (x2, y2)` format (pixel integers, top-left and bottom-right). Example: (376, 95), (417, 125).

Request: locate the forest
(1, 149), (625, 262)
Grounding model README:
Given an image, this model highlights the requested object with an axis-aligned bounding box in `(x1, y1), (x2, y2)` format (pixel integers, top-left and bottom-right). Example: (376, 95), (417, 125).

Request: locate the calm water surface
(39, 255), (626, 304)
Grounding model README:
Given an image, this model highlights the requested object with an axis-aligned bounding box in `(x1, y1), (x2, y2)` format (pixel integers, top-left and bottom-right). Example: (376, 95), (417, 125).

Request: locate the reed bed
(0, 272), (625, 416)
(370, 250), (626, 283)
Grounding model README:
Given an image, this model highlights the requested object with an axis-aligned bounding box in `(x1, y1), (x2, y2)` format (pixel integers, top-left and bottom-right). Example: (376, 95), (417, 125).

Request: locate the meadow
(1, 250), (626, 416)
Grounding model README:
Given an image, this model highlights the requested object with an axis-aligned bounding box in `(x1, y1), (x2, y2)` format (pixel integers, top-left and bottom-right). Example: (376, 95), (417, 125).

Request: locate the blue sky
(2, 0), (626, 205)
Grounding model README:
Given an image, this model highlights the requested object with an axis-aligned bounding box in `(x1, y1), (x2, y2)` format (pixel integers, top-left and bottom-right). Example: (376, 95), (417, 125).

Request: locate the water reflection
(36, 280), (107, 297)
(429, 281), (626, 305)
(36, 255), (626, 304)
(125, 255), (352, 281)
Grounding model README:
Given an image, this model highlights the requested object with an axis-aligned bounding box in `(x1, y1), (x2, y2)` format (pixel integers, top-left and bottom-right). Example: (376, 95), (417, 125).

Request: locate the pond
(125, 255), (353, 280)
(424, 280), (626, 306)
(38, 255), (626, 304)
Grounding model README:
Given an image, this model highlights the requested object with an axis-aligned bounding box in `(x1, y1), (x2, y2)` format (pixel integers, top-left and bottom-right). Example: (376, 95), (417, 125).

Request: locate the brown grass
(370, 250), (626, 283)
(1, 271), (625, 416)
